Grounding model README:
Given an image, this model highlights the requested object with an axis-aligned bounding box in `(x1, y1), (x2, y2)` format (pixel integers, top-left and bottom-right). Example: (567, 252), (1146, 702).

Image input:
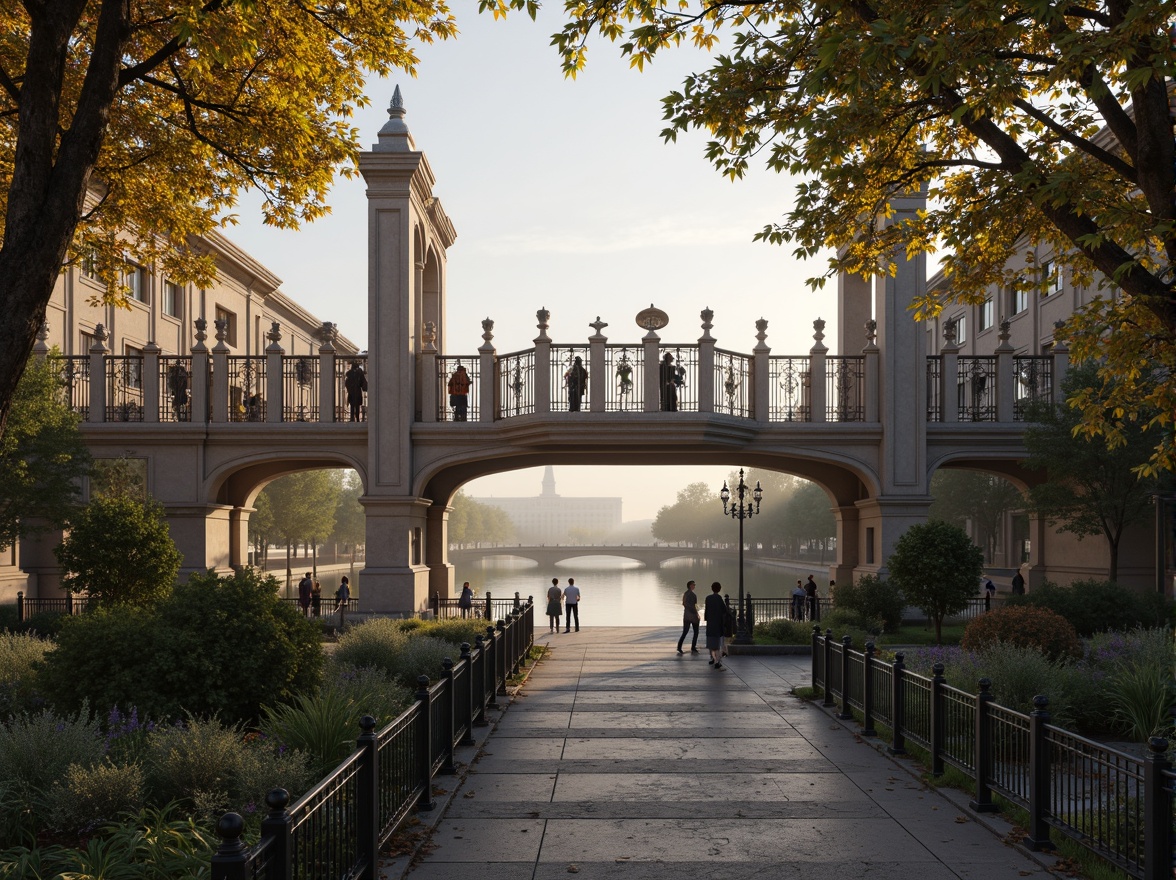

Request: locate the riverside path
(388, 627), (1063, 879)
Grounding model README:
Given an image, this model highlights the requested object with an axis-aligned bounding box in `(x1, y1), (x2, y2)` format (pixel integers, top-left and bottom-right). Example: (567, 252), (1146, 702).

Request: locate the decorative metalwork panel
(826, 356), (865, 421)
(940, 684), (977, 774)
(658, 345), (698, 412)
(334, 356), (368, 423)
(227, 356), (266, 422)
(160, 357), (191, 422)
(768, 356), (810, 421)
(714, 349), (750, 417)
(105, 357), (144, 422)
(1014, 355), (1053, 420)
(377, 709), (424, 844)
(926, 357), (942, 421)
(958, 356), (997, 421)
(496, 350), (534, 419)
(55, 356), (90, 419)
(986, 703), (1030, 807)
(870, 662), (893, 727)
(437, 356), (479, 422)
(552, 346), (590, 413)
(282, 355), (320, 422)
(901, 674), (932, 749)
(605, 346), (643, 412)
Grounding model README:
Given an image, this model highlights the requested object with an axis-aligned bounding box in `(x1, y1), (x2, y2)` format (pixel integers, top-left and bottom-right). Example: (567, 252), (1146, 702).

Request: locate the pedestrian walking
(335, 576), (351, 611)
(546, 577), (563, 633)
(563, 577), (581, 632)
(1011, 568), (1026, 595)
(704, 582), (727, 670)
(677, 580), (700, 654)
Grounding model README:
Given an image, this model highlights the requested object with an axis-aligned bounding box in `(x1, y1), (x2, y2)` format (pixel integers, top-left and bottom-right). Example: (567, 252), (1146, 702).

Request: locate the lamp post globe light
(720, 468), (763, 645)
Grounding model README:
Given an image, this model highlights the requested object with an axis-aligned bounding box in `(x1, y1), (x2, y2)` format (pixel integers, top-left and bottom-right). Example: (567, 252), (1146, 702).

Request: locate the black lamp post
(721, 468), (762, 645)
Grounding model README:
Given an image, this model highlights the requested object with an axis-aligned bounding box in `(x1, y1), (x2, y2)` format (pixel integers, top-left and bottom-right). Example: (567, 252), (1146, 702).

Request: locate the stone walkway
(393, 627), (1065, 879)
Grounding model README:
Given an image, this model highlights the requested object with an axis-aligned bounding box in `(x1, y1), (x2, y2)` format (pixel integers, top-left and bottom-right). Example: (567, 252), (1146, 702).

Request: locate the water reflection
(454, 555), (824, 626)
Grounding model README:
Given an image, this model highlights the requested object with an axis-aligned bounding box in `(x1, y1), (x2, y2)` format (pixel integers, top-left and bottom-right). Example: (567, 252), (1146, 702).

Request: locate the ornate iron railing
(496, 350), (534, 419)
(1014, 355), (1053, 420)
(958, 356), (997, 421)
(926, 356), (942, 421)
(227, 356), (267, 422)
(552, 345), (590, 413)
(826, 356), (865, 422)
(714, 349), (751, 417)
(54, 355), (90, 419)
(436, 356), (478, 422)
(161, 357), (192, 422)
(768, 356), (810, 421)
(605, 345), (643, 412)
(283, 356), (319, 422)
(335, 356), (368, 423)
(105, 356), (144, 422)
(657, 344), (698, 412)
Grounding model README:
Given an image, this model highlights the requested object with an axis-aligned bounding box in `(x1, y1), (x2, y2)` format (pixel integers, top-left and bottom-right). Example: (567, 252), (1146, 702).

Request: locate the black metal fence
(811, 629), (1174, 880)
(12, 591), (95, 621)
(746, 595), (993, 629)
(430, 591), (529, 622)
(211, 599), (535, 880)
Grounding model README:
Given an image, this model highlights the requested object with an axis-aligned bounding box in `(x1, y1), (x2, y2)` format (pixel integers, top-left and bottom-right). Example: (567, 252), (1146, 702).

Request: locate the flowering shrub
(1004, 580), (1171, 636)
(832, 574), (905, 633)
(961, 605), (1082, 660)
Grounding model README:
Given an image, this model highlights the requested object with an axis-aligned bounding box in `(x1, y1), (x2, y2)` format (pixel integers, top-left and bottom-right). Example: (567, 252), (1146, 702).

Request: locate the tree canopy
(0, 0), (456, 435)
(886, 519), (983, 643)
(930, 470), (1024, 565)
(0, 352), (90, 550)
(520, 0), (1176, 469)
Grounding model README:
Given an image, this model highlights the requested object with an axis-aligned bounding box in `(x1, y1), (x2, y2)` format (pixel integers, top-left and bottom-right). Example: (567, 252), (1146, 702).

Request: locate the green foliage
(962, 606), (1083, 661)
(832, 573), (905, 633)
(261, 471), (341, 550)
(330, 470), (366, 548)
(0, 353), (91, 550)
(145, 718), (313, 823)
(0, 804), (217, 879)
(447, 490), (516, 546)
(1023, 363), (1159, 583)
(938, 643), (1085, 727)
(263, 667), (412, 778)
(754, 618), (817, 645)
(1005, 580), (1170, 637)
(1105, 662), (1176, 742)
(0, 707), (104, 846)
(652, 481), (726, 546)
(0, 606), (67, 638)
(334, 619), (409, 677)
(0, 632), (49, 718)
(44, 762), (146, 836)
(40, 569), (322, 724)
(54, 494), (181, 607)
(406, 617), (489, 649)
(887, 520), (983, 642)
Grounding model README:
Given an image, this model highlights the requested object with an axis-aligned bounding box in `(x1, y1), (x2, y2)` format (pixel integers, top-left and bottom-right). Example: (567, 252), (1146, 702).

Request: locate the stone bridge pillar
(358, 88), (456, 615)
(426, 501), (454, 601)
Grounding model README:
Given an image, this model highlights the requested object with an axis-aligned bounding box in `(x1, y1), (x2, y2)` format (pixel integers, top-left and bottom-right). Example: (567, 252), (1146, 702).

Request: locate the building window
(214, 306), (237, 347)
(1043, 260), (1063, 296)
(125, 263), (147, 303)
(955, 315), (967, 345)
(163, 281), (182, 318)
(1011, 286), (1029, 315)
(979, 297), (994, 332)
(866, 527), (875, 565)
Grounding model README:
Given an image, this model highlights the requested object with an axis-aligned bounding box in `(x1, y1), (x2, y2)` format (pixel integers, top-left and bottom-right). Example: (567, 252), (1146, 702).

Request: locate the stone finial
(535, 309), (550, 342)
(89, 324), (108, 353)
(194, 317), (207, 344)
(756, 318), (768, 343)
(589, 316), (608, 342)
(266, 322), (282, 345)
(699, 308), (714, 342)
(214, 318), (228, 344)
(811, 317), (828, 354)
(32, 321), (50, 357)
(942, 317), (957, 346)
(374, 85), (416, 152)
(482, 317), (495, 344)
(999, 318), (1011, 343)
(865, 319), (878, 347)
(317, 321), (338, 349)
(422, 320), (437, 350)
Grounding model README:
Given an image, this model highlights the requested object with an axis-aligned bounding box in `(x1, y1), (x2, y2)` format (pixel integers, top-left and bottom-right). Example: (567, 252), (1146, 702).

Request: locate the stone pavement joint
(382, 627), (1071, 880)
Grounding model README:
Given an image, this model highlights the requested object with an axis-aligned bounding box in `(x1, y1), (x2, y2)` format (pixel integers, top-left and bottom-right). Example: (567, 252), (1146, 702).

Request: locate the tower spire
(541, 466), (558, 497)
(374, 85), (416, 152)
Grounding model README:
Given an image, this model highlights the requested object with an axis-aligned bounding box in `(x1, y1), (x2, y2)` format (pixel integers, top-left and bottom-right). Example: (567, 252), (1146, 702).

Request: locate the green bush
(411, 618), (491, 648)
(755, 618), (817, 644)
(0, 631), (50, 718)
(334, 619), (409, 676)
(961, 605), (1083, 661)
(40, 569), (322, 724)
(833, 574), (905, 633)
(1106, 662), (1176, 741)
(0, 707), (104, 847)
(1005, 580), (1171, 636)
(44, 761), (145, 835)
(940, 642), (1084, 727)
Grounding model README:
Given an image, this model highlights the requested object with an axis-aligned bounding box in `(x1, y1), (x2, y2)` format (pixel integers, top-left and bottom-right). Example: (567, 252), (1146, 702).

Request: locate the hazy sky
(226, 7), (844, 520)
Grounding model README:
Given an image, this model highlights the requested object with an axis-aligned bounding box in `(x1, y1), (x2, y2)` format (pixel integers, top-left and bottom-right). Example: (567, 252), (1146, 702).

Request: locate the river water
(452, 555), (823, 626)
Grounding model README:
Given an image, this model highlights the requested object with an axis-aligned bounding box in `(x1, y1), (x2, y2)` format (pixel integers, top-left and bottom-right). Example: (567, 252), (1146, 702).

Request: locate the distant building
(472, 467), (622, 544)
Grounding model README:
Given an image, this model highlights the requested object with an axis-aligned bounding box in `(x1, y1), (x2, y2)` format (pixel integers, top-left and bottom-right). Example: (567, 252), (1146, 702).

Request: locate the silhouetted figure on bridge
(565, 356), (587, 412)
(344, 360), (367, 421)
(659, 352), (682, 411)
(447, 364), (470, 421)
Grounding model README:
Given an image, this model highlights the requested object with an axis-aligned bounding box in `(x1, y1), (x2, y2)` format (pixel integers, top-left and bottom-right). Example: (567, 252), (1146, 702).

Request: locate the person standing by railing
(458, 581), (474, 618)
(344, 360), (367, 422)
(791, 580), (806, 620)
(565, 356), (587, 412)
(562, 577), (581, 632)
(545, 578), (563, 633)
(704, 582), (726, 670)
(447, 364), (470, 421)
(804, 575), (819, 622)
(311, 580), (322, 617)
(297, 572), (312, 617)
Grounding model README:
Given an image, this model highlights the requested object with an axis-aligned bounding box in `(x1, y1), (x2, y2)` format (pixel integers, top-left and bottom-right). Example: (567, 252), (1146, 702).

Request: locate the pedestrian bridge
(448, 544), (745, 569)
(25, 90), (1062, 617)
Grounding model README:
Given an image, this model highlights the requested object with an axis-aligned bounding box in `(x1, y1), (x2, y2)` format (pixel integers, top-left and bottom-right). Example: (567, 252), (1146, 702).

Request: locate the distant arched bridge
(450, 545), (747, 570)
